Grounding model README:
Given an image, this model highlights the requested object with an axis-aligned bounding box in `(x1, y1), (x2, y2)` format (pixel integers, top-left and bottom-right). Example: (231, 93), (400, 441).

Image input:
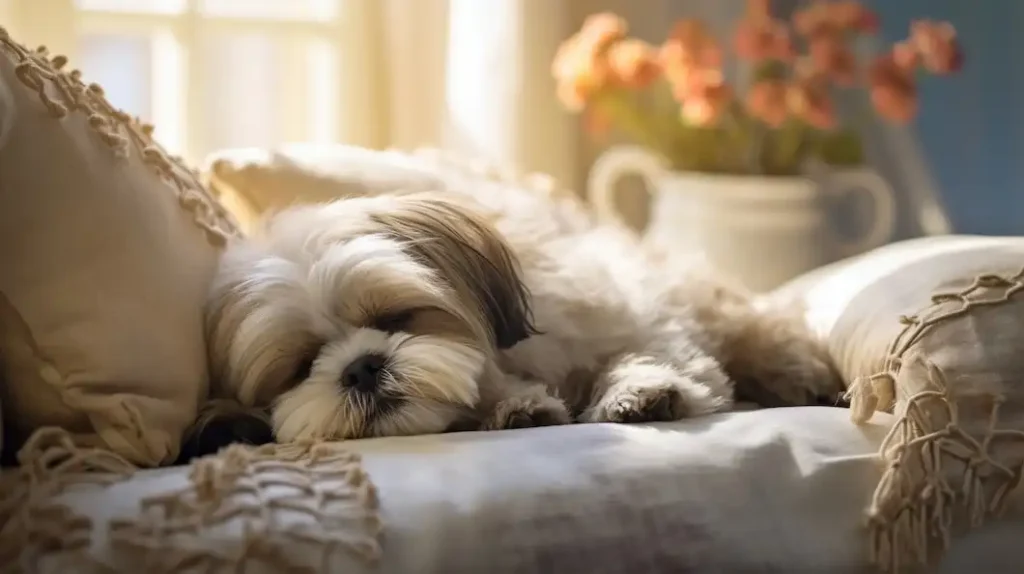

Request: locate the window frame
(3, 0), (386, 161)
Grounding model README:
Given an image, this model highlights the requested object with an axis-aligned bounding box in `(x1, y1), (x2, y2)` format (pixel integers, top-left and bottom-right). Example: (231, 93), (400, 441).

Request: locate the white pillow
(766, 235), (1024, 571)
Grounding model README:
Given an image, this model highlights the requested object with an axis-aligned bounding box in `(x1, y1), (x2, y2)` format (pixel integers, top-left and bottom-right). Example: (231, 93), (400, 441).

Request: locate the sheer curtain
(0, 0), (580, 187)
(2, 0), (384, 160)
(380, 0), (580, 188)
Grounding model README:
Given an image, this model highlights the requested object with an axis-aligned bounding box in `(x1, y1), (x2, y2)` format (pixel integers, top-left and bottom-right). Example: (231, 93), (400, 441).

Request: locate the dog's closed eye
(373, 310), (415, 333)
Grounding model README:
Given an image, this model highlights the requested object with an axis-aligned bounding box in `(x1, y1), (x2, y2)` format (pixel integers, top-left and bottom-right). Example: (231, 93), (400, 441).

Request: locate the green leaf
(751, 60), (790, 83)
(816, 129), (866, 166)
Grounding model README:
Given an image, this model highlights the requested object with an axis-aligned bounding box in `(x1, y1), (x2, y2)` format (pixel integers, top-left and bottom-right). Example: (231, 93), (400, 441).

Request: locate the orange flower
(871, 87), (917, 124)
(808, 32), (857, 86)
(552, 14), (626, 81)
(829, 1), (879, 34)
(552, 39), (606, 110)
(746, 80), (789, 127)
(658, 18), (732, 127)
(666, 65), (725, 104)
(787, 73), (836, 129)
(745, 0), (772, 20)
(682, 83), (733, 127)
(793, 1), (878, 37)
(607, 39), (661, 88)
(868, 54), (918, 123)
(792, 4), (828, 37)
(551, 13), (628, 111)
(733, 17), (795, 63)
(660, 19), (723, 91)
(891, 40), (921, 72)
(909, 20), (963, 74)
(584, 108), (611, 138)
(555, 77), (591, 113)
(578, 12), (628, 49)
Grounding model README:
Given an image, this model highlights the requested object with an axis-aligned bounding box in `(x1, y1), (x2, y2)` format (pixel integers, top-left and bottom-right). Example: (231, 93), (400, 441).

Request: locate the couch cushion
(0, 27), (239, 466)
(202, 144), (588, 234)
(4, 407), (1022, 573)
(203, 144), (449, 231)
(765, 235), (1024, 572)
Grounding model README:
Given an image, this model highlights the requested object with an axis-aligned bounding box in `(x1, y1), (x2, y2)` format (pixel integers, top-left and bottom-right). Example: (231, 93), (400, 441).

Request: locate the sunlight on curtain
(78, 33), (153, 119)
(444, 0), (578, 188)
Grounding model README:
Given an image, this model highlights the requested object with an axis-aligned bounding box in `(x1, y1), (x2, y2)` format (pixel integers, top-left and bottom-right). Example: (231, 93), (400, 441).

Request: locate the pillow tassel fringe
(0, 427), (136, 574)
(847, 269), (1024, 573)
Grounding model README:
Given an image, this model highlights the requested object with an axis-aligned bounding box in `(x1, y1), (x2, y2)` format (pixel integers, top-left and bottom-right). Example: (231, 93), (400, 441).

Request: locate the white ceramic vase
(587, 146), (897, 292)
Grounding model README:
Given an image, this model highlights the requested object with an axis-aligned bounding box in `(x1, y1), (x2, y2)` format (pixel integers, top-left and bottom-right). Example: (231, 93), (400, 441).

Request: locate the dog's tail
(177, 399), (273, 464)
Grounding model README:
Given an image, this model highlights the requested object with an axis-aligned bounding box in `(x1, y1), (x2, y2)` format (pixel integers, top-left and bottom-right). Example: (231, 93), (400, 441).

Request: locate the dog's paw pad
(603, 384), (686, 423)
(488, 396), (572, 431)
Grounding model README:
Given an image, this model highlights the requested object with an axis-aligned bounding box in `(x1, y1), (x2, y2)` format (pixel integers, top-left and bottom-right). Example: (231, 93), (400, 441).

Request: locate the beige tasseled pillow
(767, 235), (1024, 572)
(0, 28), (239, 466)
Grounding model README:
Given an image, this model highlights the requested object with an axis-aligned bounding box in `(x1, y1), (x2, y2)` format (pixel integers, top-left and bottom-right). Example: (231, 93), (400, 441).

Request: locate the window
(6, 0), (358, 162)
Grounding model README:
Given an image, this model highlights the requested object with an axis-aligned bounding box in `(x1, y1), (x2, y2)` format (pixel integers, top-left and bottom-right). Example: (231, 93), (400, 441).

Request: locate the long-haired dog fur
(182, 178), (842, 459)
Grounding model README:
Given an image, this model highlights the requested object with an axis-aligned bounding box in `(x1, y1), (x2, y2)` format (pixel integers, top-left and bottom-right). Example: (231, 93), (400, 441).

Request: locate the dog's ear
(371, 194), (538, 349)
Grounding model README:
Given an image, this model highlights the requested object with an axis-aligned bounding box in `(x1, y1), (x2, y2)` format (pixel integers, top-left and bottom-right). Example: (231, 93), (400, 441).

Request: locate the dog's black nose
(340, 353), (387, 392)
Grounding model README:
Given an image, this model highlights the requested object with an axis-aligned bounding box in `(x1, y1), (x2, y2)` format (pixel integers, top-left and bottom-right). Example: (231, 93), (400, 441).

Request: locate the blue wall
(868, 0), (1024, 235)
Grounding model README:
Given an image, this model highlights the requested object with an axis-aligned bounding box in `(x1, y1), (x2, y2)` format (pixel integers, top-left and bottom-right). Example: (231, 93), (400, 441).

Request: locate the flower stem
(772, 120), (808, 175)
(592, 89), (667, 153)
(749, 124), (767, 175)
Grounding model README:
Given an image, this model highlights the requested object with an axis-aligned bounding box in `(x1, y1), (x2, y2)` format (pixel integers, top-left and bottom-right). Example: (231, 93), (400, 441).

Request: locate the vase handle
(826, 169), (897, 257)
(587, 145), (667, 232)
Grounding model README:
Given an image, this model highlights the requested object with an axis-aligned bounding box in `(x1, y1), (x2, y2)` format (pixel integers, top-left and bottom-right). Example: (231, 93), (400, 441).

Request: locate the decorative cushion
(203, 144), (447, 231)
(203, 144), (589, 233)
(3, 408), (1022, 573)
(0, 428), (381, 573)
(0, 28), (240, 466)
(765, 235), (1024, 572)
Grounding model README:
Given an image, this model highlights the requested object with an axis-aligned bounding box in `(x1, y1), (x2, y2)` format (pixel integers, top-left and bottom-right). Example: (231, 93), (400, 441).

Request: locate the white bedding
(23, 407), (1023, 573)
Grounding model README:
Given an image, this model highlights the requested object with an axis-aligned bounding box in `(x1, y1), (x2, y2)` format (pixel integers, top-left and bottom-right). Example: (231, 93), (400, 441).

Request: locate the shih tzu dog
(182, 174), (842, 459)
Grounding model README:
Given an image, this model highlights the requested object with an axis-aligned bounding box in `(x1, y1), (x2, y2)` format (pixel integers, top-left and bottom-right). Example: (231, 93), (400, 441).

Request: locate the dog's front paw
(583, 357), (732, 424)
(584, 382), (694, 423)
(482, 393), (572, 431)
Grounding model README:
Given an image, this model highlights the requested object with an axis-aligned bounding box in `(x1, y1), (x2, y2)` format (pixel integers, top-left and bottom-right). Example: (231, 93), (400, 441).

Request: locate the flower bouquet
(552, 0), (963, 176)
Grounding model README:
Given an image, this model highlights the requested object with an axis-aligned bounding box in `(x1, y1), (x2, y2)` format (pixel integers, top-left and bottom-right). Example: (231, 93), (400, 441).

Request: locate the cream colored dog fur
(189, 180), (842, 455)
